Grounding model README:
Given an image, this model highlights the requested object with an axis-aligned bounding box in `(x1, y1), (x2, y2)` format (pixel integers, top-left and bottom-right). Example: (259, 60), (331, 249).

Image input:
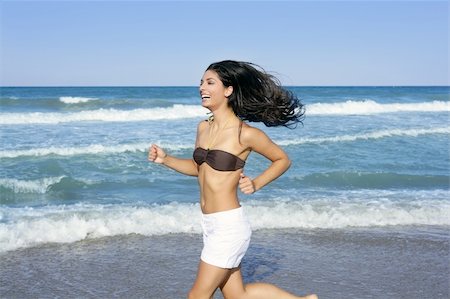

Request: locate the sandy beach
(1, 226), (448, 299)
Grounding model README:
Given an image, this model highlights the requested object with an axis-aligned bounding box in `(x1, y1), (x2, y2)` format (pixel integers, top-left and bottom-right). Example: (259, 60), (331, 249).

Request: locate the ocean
(0, 86), (449, 298)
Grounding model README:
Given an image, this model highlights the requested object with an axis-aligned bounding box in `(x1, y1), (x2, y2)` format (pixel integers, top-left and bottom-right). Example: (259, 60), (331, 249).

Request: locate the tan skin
(149, 70), (318, 299)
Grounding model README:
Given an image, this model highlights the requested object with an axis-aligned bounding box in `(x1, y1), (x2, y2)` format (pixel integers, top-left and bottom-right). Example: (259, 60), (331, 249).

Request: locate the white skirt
(200, 207), (252, 269)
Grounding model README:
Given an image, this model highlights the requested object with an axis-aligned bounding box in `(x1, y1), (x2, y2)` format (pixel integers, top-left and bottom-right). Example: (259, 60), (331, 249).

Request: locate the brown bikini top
(193, 147), (245, 171)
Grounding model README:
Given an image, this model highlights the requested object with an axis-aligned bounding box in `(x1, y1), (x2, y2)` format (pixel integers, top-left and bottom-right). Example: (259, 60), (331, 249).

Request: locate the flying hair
(206, 60), (305, 128)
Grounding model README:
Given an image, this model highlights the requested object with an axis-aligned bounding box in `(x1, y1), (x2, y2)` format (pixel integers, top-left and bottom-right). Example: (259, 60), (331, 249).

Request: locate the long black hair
(206, 60), (305, 128)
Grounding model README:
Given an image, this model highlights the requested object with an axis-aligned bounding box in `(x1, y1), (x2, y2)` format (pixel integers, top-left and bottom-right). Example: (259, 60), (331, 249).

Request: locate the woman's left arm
(240, 127), (291, 193)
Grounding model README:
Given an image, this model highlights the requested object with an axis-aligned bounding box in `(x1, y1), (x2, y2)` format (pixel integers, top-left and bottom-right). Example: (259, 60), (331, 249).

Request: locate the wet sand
(1, 226), (448, 299)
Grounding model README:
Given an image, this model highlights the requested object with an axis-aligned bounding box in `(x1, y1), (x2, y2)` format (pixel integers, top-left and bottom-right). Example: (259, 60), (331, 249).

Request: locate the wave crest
(0, 176), (65, 194)
(1, 127), (448, 159)
(59, 97), (98, 104)
(278, 127), (450, 146)
(0, 101), (448, 124)
(0, 142), (191, 158)
(307, 100), (450, 115)
(0, 105), (208, 125)
(0, 199), (448, 252)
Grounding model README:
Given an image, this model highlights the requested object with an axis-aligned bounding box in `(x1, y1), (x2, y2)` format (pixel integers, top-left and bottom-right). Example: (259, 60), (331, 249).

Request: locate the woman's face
(199, 70), (232, 109)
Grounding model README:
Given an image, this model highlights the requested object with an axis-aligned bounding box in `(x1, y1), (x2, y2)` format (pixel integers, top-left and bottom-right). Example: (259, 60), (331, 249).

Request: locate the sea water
(1, 86), (449, 253)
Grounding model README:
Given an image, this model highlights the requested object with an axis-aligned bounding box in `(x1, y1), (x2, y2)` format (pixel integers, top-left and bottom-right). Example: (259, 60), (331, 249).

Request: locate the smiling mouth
(201, 95), (211, 100)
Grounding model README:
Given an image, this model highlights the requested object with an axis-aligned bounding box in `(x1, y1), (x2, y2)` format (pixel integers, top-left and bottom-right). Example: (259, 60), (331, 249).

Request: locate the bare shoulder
(240, 122), (271, 148)
(197, 119), (209, 132)
(195, 119), (209, 147)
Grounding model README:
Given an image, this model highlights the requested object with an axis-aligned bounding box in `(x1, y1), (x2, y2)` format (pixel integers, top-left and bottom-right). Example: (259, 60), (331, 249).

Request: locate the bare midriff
(197, 164), (242, 214)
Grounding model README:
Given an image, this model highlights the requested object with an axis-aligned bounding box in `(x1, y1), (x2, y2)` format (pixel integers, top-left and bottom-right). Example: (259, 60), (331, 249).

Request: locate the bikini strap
(238, 119), (243, 145)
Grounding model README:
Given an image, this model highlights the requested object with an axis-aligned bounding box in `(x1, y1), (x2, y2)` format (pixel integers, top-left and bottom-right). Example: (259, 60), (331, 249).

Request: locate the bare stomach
(200, 192), (241, 214)
(198, 168), (242, 214)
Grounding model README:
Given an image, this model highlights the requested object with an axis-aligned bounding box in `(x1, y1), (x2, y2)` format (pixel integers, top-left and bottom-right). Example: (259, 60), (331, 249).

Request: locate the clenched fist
(239, 173), (255, 194)
(148, 144), (167, 164)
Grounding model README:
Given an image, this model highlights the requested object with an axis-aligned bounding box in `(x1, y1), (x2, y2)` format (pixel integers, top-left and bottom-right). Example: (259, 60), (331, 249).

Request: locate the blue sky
(0, 1), (448, 86)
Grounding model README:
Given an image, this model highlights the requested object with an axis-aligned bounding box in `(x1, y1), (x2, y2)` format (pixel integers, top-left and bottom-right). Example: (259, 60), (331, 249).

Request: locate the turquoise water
(1, 86), (449, 252)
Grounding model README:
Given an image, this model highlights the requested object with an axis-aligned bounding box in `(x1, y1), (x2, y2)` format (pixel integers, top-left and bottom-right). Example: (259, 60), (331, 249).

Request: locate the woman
(149, 60), (317, 299)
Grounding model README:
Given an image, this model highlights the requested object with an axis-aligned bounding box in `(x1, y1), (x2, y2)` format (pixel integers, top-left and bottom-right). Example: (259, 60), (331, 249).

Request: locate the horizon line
(1, 85), (449, 88)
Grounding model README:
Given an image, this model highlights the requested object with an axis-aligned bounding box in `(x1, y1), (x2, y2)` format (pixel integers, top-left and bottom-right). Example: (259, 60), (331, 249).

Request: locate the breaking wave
(0, 177), (66, 194)
(0, 198), (448, 252)
(59, 97), (98, 104)
(0, 101), (448, 124)
(1, 127), (448, 159)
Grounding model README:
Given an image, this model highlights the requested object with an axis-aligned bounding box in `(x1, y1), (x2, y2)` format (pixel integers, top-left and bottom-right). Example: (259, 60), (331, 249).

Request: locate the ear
(224, 86), (233, 98)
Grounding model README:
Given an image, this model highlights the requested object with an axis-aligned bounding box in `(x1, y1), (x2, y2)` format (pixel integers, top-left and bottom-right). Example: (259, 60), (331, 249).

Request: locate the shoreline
(1, 226), (448, 299)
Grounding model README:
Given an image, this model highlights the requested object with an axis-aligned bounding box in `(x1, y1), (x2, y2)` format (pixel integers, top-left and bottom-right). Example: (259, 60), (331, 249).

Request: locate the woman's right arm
(148, 121), (204, 177)
(148, 144), (198, 176)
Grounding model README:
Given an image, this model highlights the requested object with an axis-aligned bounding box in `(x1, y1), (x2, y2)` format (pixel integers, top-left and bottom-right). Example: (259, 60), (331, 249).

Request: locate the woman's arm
(148, 144), (198, 176)
(148, 121), (205, 177)
(239, 127), (291, 193)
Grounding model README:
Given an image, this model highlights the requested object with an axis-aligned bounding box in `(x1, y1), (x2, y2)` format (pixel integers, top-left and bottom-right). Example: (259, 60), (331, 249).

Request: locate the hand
(239, 173), (255, 194)
(148, 144), (167, 164)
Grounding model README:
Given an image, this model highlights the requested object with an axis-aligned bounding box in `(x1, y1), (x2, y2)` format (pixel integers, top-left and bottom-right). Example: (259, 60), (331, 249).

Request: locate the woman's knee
(187, 287), (211, 299)
(186, 289), (196, 299)
(187, 288), (198, 299)
(187, 289), (195, 299)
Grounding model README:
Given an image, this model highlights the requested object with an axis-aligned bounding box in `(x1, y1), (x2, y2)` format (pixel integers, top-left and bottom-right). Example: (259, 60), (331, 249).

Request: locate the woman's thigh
(189, 260), (231, 299)
(220, 267), (246, 299)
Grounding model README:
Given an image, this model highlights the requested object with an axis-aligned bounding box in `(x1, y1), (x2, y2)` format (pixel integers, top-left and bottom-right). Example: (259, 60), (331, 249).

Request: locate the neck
(211, 109), (236, 127)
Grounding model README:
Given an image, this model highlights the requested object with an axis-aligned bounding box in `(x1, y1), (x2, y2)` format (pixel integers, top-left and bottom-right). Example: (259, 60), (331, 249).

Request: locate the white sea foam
(1, 127), (448, 159)
(59, 97), (98, 104)
(0, 142), (192, 158)
(0, 203), (201, 252)
(0, 105), (208, 124)
(277, 127), (450, 146)
(0, 176), (65, 194)
(0, 101), (448, 125)
(245, 198), (450, 229)
(0, 198), (449, 252)
(307, 100), (450, 115)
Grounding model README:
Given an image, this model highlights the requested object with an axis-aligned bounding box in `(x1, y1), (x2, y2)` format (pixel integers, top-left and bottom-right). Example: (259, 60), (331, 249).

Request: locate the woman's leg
(220, 267), (318, 299)
(219, 267), (246, 298)
(220, 266), (246, 299)
(187, 260), (231, 299)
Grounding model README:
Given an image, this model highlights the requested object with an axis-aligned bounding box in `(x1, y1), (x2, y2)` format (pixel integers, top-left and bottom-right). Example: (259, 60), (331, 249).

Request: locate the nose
(199, 82), (206, 93)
